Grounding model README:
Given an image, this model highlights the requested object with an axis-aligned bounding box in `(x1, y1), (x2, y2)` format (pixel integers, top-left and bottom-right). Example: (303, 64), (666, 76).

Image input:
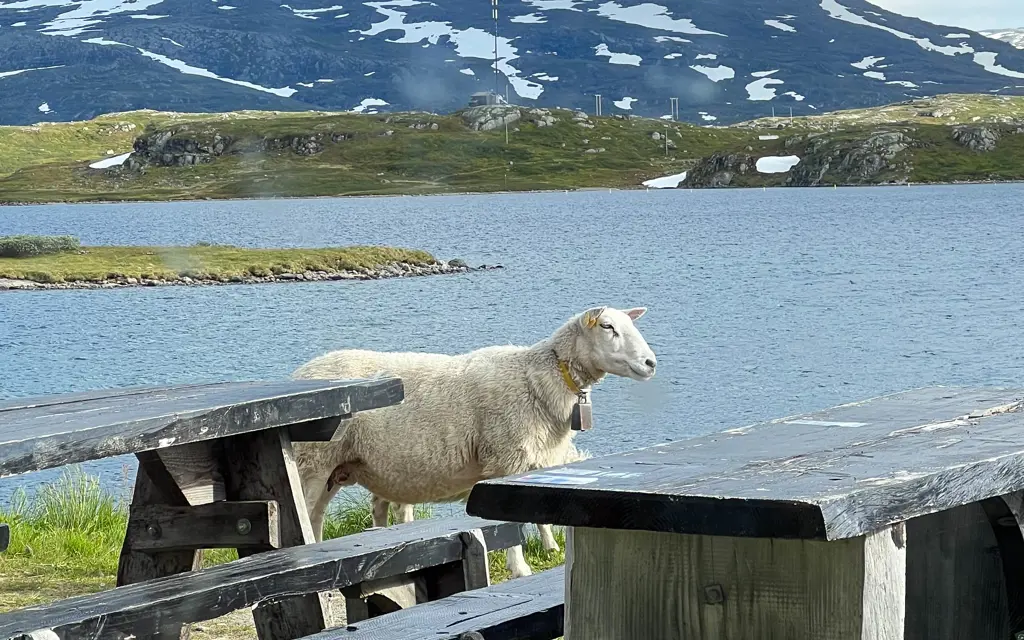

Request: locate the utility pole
(664, 125), (669, 156)
(594, 94), (602, 116)
(491, 0), (499, 98)
(669, 97), (678, 121)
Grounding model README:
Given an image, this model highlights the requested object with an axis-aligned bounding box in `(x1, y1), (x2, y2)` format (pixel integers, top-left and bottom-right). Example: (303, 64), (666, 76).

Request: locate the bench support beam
(117, 451), (204, 640)
(565, 525), (907, 639)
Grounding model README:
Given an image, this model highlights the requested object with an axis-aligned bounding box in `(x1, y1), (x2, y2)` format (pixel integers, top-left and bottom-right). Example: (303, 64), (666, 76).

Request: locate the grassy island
(0, 470), (563, 637)
(0, 236), (471, 290)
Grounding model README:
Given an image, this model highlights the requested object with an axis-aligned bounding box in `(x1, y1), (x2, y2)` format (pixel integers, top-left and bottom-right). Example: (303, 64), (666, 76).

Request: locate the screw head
(146, 524), (161, 539)
(235, 518), (252, 535)
(704, 583), (725, 605)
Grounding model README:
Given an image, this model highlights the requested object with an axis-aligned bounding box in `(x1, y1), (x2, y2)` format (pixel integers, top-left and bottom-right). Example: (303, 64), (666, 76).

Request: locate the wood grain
(0, 378), (403, 478)
(566, 525), (906, 639)
(126, 501), (280, 552)
(306, 567), (565, 640)
(468, 386), (1024, 541)
(0, 517), (525, 640)
(904, 502), (1010, 639)
(220, 427), (327, 640)
(116, 451), (203, 640)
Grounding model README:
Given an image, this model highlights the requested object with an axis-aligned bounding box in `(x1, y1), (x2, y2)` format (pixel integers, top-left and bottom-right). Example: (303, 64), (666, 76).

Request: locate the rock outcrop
(952, 125), (1000, 152)
(460, 106), (521, 132)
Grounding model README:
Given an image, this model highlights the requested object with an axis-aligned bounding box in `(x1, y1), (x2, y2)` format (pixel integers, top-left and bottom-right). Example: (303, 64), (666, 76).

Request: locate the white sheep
(291, 305), (656, 577)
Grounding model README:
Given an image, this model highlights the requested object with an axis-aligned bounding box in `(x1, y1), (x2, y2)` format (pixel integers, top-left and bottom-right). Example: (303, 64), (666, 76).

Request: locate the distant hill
(2, 94), (1024, 203)
(981, 28), (1024, 49)
(4, 0), (1024, 125)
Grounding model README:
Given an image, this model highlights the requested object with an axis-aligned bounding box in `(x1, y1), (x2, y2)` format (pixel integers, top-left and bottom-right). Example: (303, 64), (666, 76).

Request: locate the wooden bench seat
(305, 566), (565, 640)
(0, 516), (524, 640)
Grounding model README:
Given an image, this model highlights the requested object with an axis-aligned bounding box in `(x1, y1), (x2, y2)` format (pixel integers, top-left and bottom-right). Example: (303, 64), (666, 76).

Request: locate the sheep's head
(576, 306), (656, 382)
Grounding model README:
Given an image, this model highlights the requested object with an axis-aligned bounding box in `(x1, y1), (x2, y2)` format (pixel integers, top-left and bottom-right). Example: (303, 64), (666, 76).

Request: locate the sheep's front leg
(538, 523), (559, 552)
(506, 544), (532, 578)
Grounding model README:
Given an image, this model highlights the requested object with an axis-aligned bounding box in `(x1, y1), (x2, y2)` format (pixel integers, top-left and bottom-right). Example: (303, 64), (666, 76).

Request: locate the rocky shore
(0, 259), (502, 291)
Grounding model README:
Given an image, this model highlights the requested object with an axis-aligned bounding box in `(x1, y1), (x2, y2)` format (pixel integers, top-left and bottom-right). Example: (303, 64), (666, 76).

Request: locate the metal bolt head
(235, 518), (252, 535)
(146, 524), (161, 539)
(704, 583), (725, 605)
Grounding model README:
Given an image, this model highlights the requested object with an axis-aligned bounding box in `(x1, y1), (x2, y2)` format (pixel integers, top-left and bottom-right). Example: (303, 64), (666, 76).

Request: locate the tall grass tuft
(0, 235), (80, 258)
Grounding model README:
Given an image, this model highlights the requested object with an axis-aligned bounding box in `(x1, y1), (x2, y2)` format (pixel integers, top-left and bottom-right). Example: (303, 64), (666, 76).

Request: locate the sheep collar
(558, 360), (593, 431)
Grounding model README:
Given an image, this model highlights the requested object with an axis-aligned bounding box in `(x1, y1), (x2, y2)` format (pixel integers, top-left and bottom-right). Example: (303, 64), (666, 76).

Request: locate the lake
(2, 184), (1024, 502)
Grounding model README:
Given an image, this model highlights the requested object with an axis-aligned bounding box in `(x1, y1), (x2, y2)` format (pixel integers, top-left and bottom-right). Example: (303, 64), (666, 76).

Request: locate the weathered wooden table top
(467, 386), (1024, 541)
(0, 378), (403, 478)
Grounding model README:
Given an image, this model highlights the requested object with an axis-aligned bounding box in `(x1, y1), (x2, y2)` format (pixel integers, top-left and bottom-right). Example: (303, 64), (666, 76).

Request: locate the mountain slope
(981, 28), (1024, 49)
(4, 0), (1024, 125)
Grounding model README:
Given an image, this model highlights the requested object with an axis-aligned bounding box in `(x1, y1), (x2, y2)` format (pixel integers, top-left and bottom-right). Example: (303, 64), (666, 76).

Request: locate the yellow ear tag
(585, 314), (599, 328)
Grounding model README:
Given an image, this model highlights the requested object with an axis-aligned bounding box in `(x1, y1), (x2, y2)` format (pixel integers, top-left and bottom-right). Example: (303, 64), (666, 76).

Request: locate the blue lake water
(2, 185), (1024, 503)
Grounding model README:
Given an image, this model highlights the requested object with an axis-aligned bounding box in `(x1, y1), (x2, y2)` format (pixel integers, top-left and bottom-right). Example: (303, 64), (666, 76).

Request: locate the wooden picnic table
(467, 386), (1024, 639)
(0, 378), (403, 639)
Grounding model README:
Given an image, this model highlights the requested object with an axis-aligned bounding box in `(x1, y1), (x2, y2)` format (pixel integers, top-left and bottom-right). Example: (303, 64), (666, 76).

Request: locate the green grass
(0, 244), (436, 283)
(0, 108), (756, 203)
(0, 468), (565, 616)
(5, 94), (1022, 202)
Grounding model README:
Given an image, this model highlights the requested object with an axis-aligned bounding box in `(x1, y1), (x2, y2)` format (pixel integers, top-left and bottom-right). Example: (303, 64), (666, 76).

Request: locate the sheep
(290, 305), (656, 578)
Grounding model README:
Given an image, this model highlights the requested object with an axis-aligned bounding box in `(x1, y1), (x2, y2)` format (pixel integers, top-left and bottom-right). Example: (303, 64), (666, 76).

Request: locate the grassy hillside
(2, 94), (1024, 202)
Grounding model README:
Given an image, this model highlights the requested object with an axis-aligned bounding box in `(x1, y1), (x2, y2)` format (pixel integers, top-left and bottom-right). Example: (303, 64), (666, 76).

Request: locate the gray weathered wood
(0, 378), (403, 478)
(306, 566), (565, 640)
(904, 502), (1010, 639)
(0, 523), (8, 553)
(0, 517), (526, 640)
(158, 441), (225, 505)
(117, 451), (202, 640)
(565, 524), (906, 639)
(221, 427), (327, 640)
(460, 528), (491, 590)
(126, 501), (280, 552)
(468, 386), (1024, 541)
(289, 416), (346, 442)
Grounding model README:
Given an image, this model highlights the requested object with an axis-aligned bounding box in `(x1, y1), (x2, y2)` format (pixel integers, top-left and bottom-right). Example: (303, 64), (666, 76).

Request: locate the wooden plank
(905, 501), (1010, 639)
(0, 518), (526, 640)
(460, 528), (491, 590)
(0, 378), (403, 478)
(116, 451), (202, 640)
(305, 566), (565, 640)
(126, 501), (280, 552)
(289, 416), (346, 442)
(0, 523), (8, 553)
(467, 386), (1024, 540)
(221, 427), (327, 640)
(565, 525), (906, 639)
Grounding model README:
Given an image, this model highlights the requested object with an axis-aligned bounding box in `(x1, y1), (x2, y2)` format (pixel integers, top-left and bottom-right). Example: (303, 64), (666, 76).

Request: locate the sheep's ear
(580, 306), (607, 329)
(623, 307), (647, 321)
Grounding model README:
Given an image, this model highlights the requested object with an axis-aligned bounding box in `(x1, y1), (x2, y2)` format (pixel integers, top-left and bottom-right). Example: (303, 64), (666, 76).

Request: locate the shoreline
(0, 260), (503, 292)
(4, 178), (1024, 208)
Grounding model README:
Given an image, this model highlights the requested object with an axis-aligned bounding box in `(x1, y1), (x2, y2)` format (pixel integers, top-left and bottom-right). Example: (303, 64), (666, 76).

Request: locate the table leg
(566, 525), (906, 639)
(117, 451), (203, 640)
(220, 427), (329, 640)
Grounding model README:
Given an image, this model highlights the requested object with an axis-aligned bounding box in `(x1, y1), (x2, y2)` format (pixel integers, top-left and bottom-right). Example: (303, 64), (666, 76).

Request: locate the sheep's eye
(600, 323), (618, 335)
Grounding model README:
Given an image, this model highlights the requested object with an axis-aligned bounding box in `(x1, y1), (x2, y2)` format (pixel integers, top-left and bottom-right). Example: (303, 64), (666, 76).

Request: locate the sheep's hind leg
(538, 523), (559, 552)
(394, 503), (414, 524)
(371, 494), (391, 528)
